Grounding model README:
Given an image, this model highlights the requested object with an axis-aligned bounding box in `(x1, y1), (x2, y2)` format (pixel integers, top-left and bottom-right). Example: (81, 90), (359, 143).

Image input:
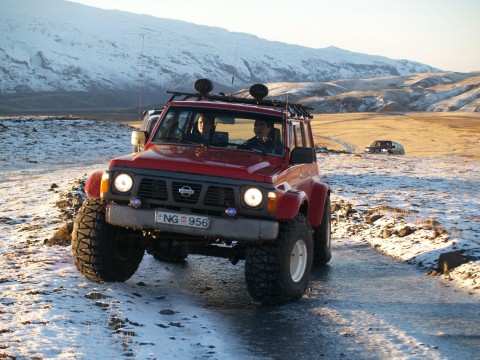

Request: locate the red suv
(72, 79), (331, 304)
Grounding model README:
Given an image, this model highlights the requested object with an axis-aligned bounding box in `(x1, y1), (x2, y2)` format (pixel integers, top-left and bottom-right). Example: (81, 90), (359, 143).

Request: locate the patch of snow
(0, 117), (255, 359)
(318, 153), (480, 295)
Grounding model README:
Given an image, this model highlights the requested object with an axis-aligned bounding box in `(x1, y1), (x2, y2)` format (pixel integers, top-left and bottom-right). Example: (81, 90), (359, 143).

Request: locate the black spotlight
(249, 84), (269, 102)
(194, 79), (214, 96)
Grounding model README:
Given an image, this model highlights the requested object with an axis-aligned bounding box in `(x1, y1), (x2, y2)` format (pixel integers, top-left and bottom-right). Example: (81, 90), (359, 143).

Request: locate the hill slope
(235, 72), (480, 112)
(0, 0), (439, 110)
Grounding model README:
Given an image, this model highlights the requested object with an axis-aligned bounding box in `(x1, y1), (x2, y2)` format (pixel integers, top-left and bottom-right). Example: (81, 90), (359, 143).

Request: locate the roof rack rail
(165, 89), (314, 119)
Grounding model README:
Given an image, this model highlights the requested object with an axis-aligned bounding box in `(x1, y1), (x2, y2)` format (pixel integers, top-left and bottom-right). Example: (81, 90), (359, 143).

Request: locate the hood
(109, 145), (285, 182)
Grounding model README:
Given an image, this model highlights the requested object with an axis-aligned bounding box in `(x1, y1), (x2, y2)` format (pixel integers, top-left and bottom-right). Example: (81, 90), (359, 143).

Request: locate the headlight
(244, 188), (263, 207)
(113, 173), (133, 193)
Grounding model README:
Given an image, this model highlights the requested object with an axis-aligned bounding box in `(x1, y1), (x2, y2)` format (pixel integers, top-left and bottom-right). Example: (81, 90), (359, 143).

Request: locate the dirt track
(312, 112), (480, 159)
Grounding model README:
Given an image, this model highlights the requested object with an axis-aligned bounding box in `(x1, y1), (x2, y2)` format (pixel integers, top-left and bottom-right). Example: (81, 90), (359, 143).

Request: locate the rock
(381, 229), (391, 238)
(95, 301), (110, 308)
(45, 222), (73, 246)
(421, 218), (442, 230)
(331, 203), (341, 212)
(367, 214), (383, 224)
(345, 207), (357, 217)
(72, 194), (84, 207)
(398, 226), (414, 237)
(55, 199), (71, 209)
(160, 309), (175, 315)
(437, 251), (467, 274)
(85, 291), (109, 299)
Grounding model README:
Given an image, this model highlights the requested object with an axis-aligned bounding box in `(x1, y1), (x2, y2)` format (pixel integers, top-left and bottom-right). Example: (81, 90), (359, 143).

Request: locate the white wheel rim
(290, 239), (307, 283)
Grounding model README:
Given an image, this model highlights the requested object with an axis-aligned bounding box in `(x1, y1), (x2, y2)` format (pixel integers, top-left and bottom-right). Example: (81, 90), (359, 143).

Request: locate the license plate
(155, 211), (210, 229)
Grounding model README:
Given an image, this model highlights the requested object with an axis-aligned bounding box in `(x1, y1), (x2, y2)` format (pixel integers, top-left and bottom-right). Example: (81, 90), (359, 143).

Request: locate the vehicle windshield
(373, 141), (392, 148)
(151, 106), (285, 156)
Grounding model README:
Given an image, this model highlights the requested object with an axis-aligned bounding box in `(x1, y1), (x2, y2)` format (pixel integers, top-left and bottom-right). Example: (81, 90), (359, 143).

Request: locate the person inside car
(241, 119), (282, 154)
(187, 114), (214, 143)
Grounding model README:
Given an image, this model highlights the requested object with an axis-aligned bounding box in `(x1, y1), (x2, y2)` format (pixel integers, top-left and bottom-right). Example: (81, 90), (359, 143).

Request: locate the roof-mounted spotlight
(249, 84), (269, 102)
(194, 78), (214, 97)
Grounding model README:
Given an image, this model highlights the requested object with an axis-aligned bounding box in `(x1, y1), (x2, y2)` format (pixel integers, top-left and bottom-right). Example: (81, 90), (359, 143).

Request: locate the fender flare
(84, 170), (105, 199)
(276, 190), (308, 220)
(307, 182), (330, 228)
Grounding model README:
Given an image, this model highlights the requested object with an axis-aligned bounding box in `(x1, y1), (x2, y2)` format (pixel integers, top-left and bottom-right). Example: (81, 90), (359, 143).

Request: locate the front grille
(204, 186), (235, 207)
(172, 182), (202, 204)
(138, 178), (168, 201)
(135, 176), (237, 210)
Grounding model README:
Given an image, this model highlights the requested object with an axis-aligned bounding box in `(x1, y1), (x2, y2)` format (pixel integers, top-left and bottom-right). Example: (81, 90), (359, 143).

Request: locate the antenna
(286, 93), (289, 116)
(231, 43), (239, 93)
(139, 34), (145, 121)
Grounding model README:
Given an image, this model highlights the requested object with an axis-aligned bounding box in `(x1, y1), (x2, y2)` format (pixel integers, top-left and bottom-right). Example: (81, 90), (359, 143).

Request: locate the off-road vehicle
(364, 140), (405, 155)
(72, 79), (332, 305)
(132, 109), (163, 152)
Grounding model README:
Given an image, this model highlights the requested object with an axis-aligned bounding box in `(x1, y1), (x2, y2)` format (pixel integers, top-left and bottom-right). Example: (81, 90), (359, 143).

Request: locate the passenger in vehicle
(187, 114), (214, 143)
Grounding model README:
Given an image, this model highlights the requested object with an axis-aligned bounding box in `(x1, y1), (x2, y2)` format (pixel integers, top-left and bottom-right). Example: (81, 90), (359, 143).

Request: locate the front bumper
(105, 204), (279, 241)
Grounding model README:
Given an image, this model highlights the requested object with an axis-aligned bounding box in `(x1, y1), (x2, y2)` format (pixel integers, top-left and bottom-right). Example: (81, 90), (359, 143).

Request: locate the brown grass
(311, 112), (480, 159)
(102, 110), (480, 159)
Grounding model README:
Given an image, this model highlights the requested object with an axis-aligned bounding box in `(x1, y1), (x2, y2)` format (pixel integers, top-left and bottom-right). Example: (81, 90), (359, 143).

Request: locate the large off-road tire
(72, 198), (145, 282)
(150, 239), (188, 263)
(313, 196), (332, 266)
(245, 214), (313, 305)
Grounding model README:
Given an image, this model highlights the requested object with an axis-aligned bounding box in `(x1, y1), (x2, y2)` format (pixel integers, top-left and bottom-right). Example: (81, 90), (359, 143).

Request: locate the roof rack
(165, 80), (314, 119)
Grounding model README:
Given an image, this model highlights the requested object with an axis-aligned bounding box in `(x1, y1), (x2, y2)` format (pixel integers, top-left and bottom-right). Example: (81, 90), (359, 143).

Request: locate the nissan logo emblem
(179, 186), (195, 197)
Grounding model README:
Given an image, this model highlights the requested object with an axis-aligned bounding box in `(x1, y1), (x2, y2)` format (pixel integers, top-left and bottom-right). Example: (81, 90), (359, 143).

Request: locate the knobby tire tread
(245, 214), (312, 305)
(72, 198), (144, 283)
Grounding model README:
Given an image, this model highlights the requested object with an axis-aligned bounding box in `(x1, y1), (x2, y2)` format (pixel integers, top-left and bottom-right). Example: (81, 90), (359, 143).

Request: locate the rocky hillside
(237, 72), (480, 112)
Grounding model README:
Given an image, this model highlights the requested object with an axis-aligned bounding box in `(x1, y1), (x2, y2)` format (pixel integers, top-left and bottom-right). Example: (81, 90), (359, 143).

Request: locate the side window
(155, 111), (175, 138)
(147, 116), (160, 134)
(303, 123), (312, 148)
(294, 123), (304, 147)
(153, 109), (192, 139)
(288, 121), (304, 150)
(288, 123), (295, 151)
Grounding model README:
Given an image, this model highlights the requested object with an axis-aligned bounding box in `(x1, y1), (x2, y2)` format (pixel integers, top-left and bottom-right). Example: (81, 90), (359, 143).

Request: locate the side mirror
(131, 130), (148, 150)
(290, 147), (314, 164)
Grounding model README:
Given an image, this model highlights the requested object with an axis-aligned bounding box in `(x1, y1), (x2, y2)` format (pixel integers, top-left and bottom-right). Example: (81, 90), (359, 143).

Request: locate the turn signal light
(100, 172), (109, 199)
(267, 192), (277, 212)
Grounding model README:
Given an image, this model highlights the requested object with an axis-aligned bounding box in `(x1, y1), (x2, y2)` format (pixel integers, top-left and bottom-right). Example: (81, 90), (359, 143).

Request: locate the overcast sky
(68, 0), (479, 72)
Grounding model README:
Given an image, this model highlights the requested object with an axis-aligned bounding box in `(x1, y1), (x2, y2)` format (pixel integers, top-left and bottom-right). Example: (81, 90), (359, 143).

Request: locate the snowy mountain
(0, 0), (440, 110)
(235, 72), (480, 112)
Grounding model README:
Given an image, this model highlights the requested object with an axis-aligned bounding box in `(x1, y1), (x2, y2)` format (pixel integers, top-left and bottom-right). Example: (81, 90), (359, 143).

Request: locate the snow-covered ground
(0, 117), (479, 359)
(0, 117), (256, 359)
(319, 153), (480, 295)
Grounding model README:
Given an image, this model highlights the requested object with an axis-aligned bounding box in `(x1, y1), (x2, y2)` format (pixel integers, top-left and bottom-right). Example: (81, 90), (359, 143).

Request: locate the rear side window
(289, 120), (307, 150)
(303, 122), (313, 148)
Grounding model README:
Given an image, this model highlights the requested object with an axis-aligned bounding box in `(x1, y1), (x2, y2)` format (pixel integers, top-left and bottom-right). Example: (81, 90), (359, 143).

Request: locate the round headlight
(114, 173), (133, 193)
(244, 188), (263, 207)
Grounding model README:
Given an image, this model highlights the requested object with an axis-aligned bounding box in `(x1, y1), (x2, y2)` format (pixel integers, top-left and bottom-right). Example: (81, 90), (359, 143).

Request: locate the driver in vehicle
(242, 119), (281, 154)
